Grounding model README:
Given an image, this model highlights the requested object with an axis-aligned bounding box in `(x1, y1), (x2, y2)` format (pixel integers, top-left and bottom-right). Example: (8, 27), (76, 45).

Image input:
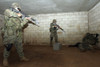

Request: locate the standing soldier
(49, 19), (64, 46)
(1, 3), (31, 66)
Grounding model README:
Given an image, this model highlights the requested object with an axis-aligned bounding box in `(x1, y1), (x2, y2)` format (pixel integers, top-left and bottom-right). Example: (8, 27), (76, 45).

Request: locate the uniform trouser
(50, 33), (58, 45)
(3, 40), (24, 59)
(79, 42), (93, 51)
(78, 43), (88, 51)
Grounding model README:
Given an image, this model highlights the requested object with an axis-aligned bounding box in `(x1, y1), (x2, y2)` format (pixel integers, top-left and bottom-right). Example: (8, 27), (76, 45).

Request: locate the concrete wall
(89, 2), (100, 33)
(88, 2), (100, 47)
(24, 12), (88, 45)
(0, 12), (88, 46)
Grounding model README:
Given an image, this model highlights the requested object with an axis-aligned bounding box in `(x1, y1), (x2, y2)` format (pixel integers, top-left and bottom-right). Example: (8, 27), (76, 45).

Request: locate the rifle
(10, 7), (39, 27)
(53, 23), (65, 32)
(57, 25), (65, 32)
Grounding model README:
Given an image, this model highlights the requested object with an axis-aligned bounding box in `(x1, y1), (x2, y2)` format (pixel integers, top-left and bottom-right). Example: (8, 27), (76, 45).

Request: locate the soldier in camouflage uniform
(68, 33), (99, 52)
(79, 33), (99, 52)
(1, 3), (30, 66)
(49, 19), (64, 46)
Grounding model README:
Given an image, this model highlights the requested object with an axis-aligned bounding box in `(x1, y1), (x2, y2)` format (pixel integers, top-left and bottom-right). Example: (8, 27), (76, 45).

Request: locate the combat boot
(20, 56), (29, 62)
(3, 58), (8, 67)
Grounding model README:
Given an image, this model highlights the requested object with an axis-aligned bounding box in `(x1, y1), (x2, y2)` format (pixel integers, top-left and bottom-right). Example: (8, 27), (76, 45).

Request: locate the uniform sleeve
(0, 23), (6, 37)
(21, 18), (29, 27)
(4, 16), (9, 22)
(50, 23), (53, 28)
(1, 27), (4, 34)
(49, 28), (52, 32)
(1, 16), (8, 34)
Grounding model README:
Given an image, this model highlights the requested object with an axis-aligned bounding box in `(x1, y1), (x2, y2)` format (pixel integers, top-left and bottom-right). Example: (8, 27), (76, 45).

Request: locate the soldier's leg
(14, 41), (24, 58)
(3, 44), (12, 66)
(55, 34), (58, 43)
(82, 42), (89, 51)
(88, 44), (95, 52)
(3, 44), (13, 59)
(3, 48), (10, 59)
(50, 34), (53, 46)
(3, 48), (9, 66)
(78, 43), (86, 52)
(14, 41), (29, 61)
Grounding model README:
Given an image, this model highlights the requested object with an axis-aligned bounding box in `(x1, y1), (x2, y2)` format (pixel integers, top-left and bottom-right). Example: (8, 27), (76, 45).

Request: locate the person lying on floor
(68, 33), (99, 52)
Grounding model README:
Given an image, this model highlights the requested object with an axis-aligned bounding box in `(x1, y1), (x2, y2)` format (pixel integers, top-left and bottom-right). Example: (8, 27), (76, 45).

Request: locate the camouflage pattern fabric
(79, 33), (99, 51)
(2, 9), (28, 59)
(50, 22), (58, 46)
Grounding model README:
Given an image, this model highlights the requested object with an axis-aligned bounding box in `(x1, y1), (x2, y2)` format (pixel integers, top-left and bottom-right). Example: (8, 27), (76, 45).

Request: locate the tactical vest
(3, 16), (22, 38)
(50, 23), (58, 33)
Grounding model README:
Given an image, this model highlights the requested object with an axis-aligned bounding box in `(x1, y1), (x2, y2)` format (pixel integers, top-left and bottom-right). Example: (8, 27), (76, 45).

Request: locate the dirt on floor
(0, 45), (100, 67)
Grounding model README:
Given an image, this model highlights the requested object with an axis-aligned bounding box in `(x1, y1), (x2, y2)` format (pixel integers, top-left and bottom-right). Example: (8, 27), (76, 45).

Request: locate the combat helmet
(53, 19), (57, 23)
(11, 3), (21, 9)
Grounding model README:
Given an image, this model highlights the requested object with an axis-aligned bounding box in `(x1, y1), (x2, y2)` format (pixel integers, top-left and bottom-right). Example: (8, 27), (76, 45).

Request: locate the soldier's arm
(58, 25), (63, 30)
(1, 27), (4, 38)
(1, 16), (8, 34)
(21, 18), (29, 27)
(0, 20), (6, 38)
(56, 24), (64, 32)
(50, 23), (53, 28)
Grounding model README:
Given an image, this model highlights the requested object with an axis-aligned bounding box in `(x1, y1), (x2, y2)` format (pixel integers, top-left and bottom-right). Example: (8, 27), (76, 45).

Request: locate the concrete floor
(0, 45), (100, 67)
